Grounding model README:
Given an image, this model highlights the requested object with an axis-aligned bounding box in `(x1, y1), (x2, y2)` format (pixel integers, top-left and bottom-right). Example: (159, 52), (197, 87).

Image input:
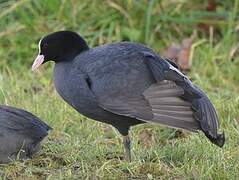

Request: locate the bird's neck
(57, 47), (89, 63)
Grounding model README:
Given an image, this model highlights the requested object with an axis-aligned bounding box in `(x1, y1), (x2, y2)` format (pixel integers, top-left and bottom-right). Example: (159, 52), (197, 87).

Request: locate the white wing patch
(168, 63), (186, 77)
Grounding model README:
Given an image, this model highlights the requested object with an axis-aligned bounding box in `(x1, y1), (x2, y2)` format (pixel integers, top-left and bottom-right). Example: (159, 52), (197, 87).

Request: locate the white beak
(32, 55), (45, 71)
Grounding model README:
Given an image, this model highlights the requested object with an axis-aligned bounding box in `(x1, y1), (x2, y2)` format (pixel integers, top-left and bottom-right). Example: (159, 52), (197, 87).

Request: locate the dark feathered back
(0, 105), (51, 142)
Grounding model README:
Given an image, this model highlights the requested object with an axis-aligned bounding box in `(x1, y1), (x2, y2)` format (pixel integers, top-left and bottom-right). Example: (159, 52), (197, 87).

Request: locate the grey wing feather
(99, 96), (153, 120)
(98, 80), (200, 132)
(143, 81), (200, 131)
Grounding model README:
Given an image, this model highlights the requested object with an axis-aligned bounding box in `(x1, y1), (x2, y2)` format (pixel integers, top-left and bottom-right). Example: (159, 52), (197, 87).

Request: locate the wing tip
(205, 131), (225, 148)
(192, 95), (225, 147)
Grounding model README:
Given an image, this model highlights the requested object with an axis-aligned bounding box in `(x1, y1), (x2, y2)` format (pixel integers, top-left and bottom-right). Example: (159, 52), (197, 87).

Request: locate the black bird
(32, 31), (224, 161)
(0, 105), (51, 163)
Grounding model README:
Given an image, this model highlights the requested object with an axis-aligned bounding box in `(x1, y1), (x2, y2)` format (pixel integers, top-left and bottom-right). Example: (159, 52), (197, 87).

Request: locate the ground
(0, 0), (238, 179)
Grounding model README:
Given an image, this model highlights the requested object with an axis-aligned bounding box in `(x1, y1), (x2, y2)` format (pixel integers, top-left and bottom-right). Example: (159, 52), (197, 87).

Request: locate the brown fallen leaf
(162, 33), (196, 71)
(177, 37), (194, 70)
(163, 44), (181, 60)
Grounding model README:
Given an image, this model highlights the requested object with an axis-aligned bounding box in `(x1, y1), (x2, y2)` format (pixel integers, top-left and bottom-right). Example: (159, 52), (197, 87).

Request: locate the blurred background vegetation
(0, 0), (238, 179)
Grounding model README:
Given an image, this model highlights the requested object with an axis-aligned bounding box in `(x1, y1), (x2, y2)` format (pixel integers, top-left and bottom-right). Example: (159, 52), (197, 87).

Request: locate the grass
(0, 0), (238, 179)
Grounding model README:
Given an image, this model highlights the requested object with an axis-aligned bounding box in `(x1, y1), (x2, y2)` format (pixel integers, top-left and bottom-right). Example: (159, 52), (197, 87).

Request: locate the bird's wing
(98, 80), (200, 132)
(0, 106), (51, 142)
(143, 52), (224, 146)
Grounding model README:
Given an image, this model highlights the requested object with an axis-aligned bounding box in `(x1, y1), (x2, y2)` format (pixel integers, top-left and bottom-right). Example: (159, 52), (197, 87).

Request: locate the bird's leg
(123, 135), (131, 162)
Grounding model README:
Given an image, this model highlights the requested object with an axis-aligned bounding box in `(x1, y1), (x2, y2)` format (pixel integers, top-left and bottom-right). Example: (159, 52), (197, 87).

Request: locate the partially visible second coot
(0, 105), (51, 163)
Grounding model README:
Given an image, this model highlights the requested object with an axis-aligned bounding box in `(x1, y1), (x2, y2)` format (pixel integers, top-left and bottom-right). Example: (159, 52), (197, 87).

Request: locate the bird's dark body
(53, 41), (224, 146)
(0, 105), (51, 163)
(54, 42), (153, 135)
(34, 31), (224, 161)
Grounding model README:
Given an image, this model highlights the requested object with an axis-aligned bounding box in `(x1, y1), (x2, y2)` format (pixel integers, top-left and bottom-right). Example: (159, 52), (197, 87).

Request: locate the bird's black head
(32, 31), (89, 71)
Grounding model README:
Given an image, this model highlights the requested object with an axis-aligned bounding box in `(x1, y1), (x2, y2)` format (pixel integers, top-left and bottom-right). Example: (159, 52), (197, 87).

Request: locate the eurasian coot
(32, 31), (224, 161)
(0, 105), (51, 163)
